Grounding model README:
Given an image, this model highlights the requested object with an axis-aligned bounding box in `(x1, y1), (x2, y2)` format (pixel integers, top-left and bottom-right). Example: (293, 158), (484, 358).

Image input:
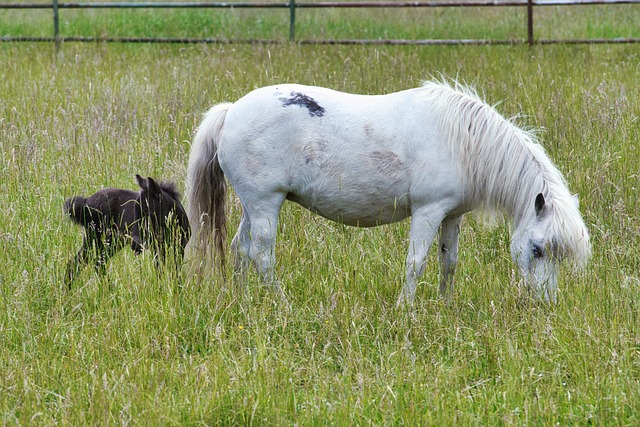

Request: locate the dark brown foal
(64, 175), (190, 288)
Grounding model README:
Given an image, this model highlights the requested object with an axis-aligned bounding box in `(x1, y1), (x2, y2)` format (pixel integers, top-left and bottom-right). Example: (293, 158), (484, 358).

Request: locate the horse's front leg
(397, 206), (445, 306)
(439, 215), (463, 298)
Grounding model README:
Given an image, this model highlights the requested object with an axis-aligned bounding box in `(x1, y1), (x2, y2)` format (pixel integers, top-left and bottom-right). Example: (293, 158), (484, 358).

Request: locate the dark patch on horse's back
(280, 91), (325, 117)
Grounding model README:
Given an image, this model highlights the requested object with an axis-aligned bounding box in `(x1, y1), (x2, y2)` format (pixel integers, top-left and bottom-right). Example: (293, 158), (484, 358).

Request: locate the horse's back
(218, 84), (462, 226)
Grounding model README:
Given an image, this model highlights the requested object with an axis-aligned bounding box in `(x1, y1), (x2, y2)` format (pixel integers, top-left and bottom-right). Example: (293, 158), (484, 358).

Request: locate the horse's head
(510, 193), (562, 302)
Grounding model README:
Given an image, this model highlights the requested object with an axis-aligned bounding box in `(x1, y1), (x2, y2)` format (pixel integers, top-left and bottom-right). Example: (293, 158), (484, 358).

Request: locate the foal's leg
(439, 215), (463, 298)
(65, 235), (94, 288)
(93, 231), (111, 275)
(397, 206), (445, 306)
(94, 230), (124, 276)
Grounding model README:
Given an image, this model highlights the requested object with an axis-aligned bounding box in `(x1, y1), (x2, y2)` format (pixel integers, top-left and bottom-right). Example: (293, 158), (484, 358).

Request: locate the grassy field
(1, 8), (640, 426)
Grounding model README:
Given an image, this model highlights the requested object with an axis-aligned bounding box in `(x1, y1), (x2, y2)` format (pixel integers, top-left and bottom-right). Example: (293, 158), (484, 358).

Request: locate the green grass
(1, 28), (640, 427)
(1, 2), (640, 42)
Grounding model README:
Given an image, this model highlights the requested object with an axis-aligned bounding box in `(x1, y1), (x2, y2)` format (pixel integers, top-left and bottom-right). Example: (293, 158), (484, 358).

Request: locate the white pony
(186, 81), (590, 304)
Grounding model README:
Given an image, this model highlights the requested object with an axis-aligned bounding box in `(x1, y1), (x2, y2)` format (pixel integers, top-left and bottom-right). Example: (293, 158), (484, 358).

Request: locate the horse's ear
(136, 174), (147, 190)
(534, 193), (547, 218)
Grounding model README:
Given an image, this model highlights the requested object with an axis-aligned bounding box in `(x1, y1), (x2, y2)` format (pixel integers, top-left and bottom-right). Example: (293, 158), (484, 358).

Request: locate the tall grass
(1, 37), (639, 425)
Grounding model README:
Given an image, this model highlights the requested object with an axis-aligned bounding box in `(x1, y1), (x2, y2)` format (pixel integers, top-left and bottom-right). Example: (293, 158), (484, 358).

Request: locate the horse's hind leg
(242, 193), (287, 300)
(231, 211), (251, 276)
(439, 215), (463, 298)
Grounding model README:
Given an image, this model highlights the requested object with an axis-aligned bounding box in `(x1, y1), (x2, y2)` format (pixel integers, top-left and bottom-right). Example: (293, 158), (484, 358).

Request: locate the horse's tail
(64, 195), (92, 226)
(186, 103), (232, 270)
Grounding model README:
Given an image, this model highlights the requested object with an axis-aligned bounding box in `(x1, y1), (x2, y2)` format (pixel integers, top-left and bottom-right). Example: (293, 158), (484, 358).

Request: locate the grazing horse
(186, 81), (590, 304)
(64, 174), (190, 287)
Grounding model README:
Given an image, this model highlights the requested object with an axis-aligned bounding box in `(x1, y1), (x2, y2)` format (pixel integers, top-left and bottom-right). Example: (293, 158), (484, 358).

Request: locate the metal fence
(1, 0), (639, 46)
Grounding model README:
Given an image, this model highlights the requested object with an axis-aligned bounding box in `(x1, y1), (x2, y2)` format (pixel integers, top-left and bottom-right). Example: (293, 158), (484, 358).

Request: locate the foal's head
(135, 174), (190, 253)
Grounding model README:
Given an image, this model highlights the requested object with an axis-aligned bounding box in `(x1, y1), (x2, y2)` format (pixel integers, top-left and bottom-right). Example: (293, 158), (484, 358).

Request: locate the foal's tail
(186, 103), (232, 270)
(64, 196), (93, 226)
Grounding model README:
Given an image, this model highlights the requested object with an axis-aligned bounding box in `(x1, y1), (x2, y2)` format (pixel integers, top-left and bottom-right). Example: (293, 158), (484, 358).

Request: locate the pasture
(1, 34), (639, 426)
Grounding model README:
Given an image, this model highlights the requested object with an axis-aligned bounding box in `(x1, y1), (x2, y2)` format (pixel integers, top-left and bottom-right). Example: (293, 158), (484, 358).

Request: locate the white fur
(187, 81), (591, 304)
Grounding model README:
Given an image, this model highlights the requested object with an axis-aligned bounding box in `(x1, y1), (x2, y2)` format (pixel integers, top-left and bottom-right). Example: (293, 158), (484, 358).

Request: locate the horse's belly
(282, 143), (414, 226)
(286, 187), (411, 227)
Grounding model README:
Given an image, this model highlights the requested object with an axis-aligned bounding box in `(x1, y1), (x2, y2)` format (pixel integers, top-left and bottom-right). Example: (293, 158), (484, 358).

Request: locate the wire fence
(1, 0), (639, 46)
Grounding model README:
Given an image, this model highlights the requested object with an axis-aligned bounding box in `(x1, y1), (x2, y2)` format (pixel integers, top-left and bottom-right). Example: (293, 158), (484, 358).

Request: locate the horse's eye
(532, 243), (544, 259)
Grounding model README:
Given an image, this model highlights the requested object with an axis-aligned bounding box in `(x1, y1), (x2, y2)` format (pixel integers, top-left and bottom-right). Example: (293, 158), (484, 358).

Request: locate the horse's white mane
(421, 79), (590, 266)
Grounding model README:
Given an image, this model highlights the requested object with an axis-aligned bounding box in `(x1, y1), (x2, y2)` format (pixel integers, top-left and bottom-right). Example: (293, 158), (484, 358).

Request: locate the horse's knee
(406, 253), (428, 280)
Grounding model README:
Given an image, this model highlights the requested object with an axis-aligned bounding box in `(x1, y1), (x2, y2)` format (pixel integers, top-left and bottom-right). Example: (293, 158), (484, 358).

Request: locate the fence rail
(1, 0), (639, 46)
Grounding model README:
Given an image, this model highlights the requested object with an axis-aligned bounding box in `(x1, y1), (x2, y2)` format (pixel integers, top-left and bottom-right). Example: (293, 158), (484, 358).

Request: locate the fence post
(289, 0), (296, 41)
(53, 0), (61, 50)
(527, 0), (534, 46)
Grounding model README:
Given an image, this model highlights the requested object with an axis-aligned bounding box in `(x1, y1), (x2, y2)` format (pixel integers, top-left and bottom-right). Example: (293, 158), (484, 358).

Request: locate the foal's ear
(147, 177), (163, 197)
(534, 192), (548, 218)
(135, 174), (148, 190)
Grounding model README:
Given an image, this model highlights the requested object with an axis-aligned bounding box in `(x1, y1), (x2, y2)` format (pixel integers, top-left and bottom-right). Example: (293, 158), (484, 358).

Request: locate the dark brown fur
(64, 175), (190, 288)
